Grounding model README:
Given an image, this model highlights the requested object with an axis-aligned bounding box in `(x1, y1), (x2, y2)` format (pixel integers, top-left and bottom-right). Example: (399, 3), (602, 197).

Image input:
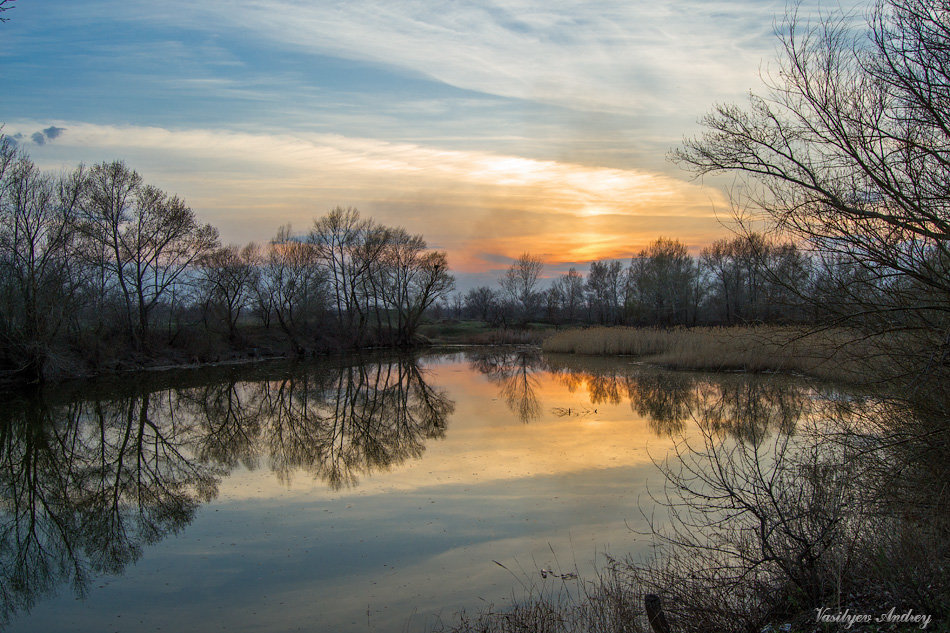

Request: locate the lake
(0, 349), (837, 632)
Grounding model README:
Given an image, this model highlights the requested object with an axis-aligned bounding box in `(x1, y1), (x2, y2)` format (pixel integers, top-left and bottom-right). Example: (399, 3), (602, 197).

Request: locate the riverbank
(0, 321), (553, 390)
(541, 325), (889, 385)
(419, 320), (555, 345)
(0, 322), (881, 389)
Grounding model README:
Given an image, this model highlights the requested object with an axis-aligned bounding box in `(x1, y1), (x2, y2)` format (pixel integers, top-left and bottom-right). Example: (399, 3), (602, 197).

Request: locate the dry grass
(433, 569), (647, 633)
(541, 326), (879, 383)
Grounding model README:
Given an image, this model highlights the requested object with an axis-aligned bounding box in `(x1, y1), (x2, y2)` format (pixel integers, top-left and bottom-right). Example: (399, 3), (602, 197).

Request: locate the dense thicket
(0, 146), (454, 382)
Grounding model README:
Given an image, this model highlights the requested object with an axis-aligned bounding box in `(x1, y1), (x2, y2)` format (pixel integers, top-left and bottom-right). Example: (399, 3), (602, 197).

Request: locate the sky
(0, 0), (864, 287)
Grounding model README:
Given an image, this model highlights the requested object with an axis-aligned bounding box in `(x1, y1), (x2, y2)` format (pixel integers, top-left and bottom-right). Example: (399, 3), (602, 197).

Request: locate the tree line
(0, 143), (454, 382)
(454, 235), (816, 328)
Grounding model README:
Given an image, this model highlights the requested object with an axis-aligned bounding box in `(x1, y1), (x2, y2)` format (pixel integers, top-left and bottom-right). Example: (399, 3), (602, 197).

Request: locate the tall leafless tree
(199, 244), (258, 340)
(500, 252), (544, 324)
(81, 161), (219, 349)
(257, 225), (325, 354)
(626, 238), (698, 326)
(0, 145), (85, 380)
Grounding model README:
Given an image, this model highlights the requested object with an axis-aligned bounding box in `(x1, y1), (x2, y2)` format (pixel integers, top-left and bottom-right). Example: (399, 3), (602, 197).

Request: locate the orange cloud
(19, 121), (732, 270)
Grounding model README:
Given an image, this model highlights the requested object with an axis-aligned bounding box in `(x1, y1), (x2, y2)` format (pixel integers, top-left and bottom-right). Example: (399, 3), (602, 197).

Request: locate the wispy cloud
(3, 0), (870, 180)
(129, 0), (865, 116)
(124, 0), (791, 116)
(10, 0), (843, 275)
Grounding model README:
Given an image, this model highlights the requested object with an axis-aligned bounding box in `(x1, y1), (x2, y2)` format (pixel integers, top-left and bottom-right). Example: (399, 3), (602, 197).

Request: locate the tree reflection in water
(0, 352), (836, 627)
(0, 391), (220, 625)
(467, 349), (545, 423)
(179, 357), (454, 489)
(470, 352), (818, 440)
(0, 354), (452, 626)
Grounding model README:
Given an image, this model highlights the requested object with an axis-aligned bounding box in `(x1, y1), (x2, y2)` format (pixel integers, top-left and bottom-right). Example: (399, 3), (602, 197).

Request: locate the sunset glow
(0, 0), (860, 283)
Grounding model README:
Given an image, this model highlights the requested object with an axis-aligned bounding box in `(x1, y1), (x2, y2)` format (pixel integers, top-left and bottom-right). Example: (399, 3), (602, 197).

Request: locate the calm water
(0, 350), (833, 632)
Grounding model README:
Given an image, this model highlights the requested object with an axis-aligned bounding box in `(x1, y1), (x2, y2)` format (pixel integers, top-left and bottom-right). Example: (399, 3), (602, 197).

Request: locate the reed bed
(542, 326), (873, 383)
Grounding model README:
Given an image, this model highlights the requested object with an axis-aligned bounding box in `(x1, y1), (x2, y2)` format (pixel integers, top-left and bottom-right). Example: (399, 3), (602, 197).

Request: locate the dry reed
(541, 326), (874, 383)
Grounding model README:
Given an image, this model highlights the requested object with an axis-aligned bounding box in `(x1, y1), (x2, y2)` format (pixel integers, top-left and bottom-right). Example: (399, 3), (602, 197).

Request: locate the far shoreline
(0, 322), (880, 393)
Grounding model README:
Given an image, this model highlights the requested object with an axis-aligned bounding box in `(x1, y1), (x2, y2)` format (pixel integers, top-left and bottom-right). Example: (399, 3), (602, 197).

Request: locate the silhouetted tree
(198, 244), (258, 340)
(585, 260), (624, 324)
(377, 227), (454, 346)
(0, 146), (85, 380)
(674, 0), (950, 376)
(81, 161), (219, 349)
(500, 253), (544, 324)
(700, 234), (811, 324)
(553, 267), (585, 323)
(256, 225), (326, 354)
(626, 238), (698, 326)
(464, 286), (498, 322)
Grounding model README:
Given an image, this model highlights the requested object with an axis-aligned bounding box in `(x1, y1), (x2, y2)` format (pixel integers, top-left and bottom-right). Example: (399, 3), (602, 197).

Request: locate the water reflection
(467, 349), (545, 423)
(0, 392), (220, 625)
(180, 359), (454, 488)
(471, 351), (815, 439)
(0, 351), (840, 629)
(0, 354), (452, 626)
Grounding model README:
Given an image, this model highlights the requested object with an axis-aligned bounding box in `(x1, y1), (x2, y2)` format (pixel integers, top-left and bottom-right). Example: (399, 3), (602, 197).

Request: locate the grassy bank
(541, 325), (883, 383)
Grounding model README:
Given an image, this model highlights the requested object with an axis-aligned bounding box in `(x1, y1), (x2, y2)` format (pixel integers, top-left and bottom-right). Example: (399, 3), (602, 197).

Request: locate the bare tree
(378, 227), (454, 345)
(257, 225), (325, 354)
(626, 238), (698, 326)
(464, 286), (498, 322)
(500, 252), (544, 324)
(309, 206), (373, 338)
(0, 146), (85, 380)
(80, 161), (142, 340)
(586, 260), (624, 324)
(198, 244), (257, 340)
(81, 161), (219, 349)
(700, 234), (811, 324)
(553, 267), (585, 323)
(674, 0), (950, 375)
